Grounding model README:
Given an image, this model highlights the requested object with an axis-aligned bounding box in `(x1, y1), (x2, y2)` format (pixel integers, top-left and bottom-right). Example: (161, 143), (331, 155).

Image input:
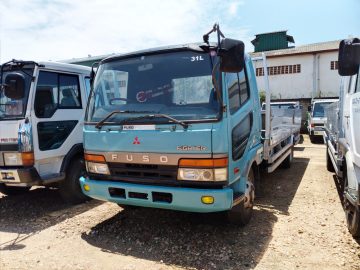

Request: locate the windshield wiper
(94, 110), (155, 129)
(95, 111), (189, 129)
(119, 114), (189, 129)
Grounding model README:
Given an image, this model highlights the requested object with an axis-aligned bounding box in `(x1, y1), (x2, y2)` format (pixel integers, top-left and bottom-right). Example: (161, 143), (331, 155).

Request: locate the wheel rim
(343, 175), (357, 232)
(244, 171), (255, 208)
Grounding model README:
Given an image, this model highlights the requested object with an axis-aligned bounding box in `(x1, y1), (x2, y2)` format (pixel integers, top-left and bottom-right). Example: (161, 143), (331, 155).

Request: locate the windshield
(313, 102), (333, 117)
(86, 50), (220, 124)
(0, 65), (34, 120)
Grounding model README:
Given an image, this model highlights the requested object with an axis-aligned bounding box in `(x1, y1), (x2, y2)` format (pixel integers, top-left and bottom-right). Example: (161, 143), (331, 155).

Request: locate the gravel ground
(0, 135), (359, 270)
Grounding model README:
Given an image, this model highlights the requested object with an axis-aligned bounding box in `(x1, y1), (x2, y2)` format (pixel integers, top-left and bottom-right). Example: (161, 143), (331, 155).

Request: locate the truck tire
(226, 169), (255, 226)
(326, 146), (335, 172)
(0, 183), (30, 196)
(343, 174), (360, 237)
(59, 157), (89, 204)
(280, 148), (293, 169)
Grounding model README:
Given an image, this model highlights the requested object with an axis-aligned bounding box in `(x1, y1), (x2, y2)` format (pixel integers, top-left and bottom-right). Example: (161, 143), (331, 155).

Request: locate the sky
(0, 0), (359, 63)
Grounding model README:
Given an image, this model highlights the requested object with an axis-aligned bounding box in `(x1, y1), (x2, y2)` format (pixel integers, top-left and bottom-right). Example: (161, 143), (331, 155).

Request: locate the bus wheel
(226, 169), (255, 226)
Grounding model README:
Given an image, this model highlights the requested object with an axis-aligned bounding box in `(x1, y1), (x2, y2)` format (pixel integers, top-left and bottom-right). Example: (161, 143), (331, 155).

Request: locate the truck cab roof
(101, 42), (218, 64)
(37, 61), (91, 74)
(311, 99), (338, 104)
(1, 60), (91, 75)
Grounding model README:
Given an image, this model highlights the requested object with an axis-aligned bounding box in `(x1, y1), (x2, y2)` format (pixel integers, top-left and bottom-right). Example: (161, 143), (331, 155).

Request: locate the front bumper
(0, 167), (41, 186)
(80, 177), (234, 213)
(311, 127), (325, 136)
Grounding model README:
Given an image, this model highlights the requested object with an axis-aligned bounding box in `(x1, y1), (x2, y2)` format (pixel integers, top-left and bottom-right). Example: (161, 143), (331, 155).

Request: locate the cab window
(35, 71), (81, 118)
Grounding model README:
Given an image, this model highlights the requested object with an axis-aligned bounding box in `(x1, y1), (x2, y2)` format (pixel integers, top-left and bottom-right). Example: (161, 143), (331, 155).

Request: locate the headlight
(3, 152), (34, 166)
(86, 161), (110, 175)
(4, 153), (23, 166)
(178, 168), (227, 181)
(177, 158), (228, 182)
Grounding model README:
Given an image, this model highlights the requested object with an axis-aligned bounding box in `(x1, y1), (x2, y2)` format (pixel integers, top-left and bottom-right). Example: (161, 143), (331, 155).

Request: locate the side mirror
(307, 105), (312, 112)
(4, 73), (26, 99)
(90, 62), (99, 86)
(338, 38), (360, 76)
(218, 38), (245, 73)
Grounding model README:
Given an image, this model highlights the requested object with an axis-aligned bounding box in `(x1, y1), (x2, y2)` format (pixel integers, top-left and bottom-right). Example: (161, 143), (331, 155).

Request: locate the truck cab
(0, 60), (91, 203)
(307, 99), (338, 142)
(80, 27), (297, 225)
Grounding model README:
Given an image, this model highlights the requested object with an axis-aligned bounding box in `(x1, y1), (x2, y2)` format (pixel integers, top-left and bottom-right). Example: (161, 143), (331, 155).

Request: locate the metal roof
(254, 30), (288, 37)
(250, 40), (340, 58)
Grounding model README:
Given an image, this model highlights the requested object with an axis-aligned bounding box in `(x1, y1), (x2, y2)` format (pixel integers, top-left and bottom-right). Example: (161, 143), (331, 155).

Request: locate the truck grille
(314, 123), (324, 127)
(108, 163), (178, 181)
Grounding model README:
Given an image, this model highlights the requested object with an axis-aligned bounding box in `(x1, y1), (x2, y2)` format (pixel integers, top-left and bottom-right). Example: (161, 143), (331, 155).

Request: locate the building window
(330, 61), (338, 70)
(256, 64), (302, 77)
(256, 64), (301, 76)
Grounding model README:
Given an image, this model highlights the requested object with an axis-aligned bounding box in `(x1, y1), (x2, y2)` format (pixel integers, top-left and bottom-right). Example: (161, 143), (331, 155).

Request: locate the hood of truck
(84, 121), (227, 155)
(0, 120), (19, 145)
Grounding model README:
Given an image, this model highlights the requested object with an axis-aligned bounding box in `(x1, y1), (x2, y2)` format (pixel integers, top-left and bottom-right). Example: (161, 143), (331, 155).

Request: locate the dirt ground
(0, 135), (359, 270)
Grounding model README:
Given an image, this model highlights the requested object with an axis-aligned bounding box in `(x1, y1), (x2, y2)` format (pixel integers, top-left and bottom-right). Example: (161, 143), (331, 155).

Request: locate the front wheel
(226, 169), (255, 226)
(0, 184), (31, 196)
(343, 175), (360, 237)
(59, 157), (89, 204)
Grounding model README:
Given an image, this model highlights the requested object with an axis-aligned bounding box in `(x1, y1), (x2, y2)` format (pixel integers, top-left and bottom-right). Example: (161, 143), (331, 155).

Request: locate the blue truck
(80, 25), (300, 225)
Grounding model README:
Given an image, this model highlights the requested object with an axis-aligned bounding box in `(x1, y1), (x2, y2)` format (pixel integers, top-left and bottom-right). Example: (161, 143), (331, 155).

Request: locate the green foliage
(259, 91), (266, 104)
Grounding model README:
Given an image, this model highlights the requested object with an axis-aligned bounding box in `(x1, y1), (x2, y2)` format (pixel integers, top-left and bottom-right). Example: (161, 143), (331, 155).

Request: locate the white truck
(0, 60), (91, 203)
(307, 98), (338, 142)
(324, 38), (360, 237)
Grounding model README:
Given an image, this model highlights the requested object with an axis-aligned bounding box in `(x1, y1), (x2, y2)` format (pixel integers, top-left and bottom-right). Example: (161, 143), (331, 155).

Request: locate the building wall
(318, 51), (340, 97)
(252, 51), (340, 100)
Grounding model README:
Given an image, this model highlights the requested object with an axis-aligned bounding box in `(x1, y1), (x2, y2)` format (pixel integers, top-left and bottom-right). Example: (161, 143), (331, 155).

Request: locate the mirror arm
(212, 62), (223, 108)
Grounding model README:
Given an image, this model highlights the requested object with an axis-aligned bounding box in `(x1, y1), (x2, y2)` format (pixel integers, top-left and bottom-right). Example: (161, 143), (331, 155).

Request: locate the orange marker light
(84, 154), (106, 163)
(21, 152), (34, 166)
(179, 158), (228, 168)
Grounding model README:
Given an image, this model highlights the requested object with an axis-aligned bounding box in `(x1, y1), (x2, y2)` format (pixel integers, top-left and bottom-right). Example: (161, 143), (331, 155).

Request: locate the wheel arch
(60, 143), (84, 174)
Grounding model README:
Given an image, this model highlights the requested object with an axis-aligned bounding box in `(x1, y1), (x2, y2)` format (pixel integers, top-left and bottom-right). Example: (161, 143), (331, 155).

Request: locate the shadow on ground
(81, 157), (309, 269)
(0, 187), (101, 250)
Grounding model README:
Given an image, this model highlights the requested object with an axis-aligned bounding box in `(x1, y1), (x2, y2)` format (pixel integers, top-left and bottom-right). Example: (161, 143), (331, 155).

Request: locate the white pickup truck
(324, 38), (360, 237)
(0, 60), (91, 203)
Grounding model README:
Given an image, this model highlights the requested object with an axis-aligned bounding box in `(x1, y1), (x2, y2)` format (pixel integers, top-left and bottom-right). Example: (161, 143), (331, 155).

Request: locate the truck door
(225, 66), (253, 185)
(32, 70), (84, 178)
(348, 67), (360, 165)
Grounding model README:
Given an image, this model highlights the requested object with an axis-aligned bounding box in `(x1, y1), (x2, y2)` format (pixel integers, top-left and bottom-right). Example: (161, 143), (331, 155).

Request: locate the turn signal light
(84, 153), (106, 163)
(21, 152), (34, 166)
(179, 158), (228, 168)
